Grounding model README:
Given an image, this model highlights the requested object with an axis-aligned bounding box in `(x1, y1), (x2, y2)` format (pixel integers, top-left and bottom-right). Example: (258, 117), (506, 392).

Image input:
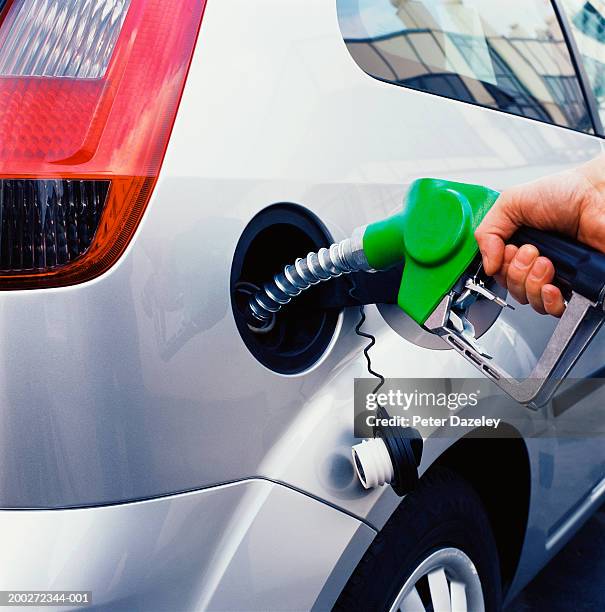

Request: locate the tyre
(335, 466), (502, 612)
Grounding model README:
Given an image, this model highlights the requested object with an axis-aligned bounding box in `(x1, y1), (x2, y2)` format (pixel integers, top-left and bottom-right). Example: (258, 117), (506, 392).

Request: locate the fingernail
(530, 259), (547, 279)
(515, 245), (536, 267)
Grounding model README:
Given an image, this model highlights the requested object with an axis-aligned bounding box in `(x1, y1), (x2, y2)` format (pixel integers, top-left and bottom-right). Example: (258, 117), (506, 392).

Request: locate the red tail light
(0, 0), (207, 287)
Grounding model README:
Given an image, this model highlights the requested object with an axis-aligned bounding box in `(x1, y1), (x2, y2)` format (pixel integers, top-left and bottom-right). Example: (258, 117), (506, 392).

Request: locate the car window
(336, 0), (593, 133)
(559, 0), (605, 128)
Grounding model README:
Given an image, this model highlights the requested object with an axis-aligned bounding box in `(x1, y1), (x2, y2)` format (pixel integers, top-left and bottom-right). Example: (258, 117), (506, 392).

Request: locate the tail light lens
(0, 0), (206, 287)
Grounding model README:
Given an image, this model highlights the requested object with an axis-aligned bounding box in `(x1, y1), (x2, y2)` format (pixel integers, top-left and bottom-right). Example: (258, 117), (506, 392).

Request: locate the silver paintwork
(0, 479), (375, 611)
(546, 474), (605, 551)
(0, 0), (604, 609)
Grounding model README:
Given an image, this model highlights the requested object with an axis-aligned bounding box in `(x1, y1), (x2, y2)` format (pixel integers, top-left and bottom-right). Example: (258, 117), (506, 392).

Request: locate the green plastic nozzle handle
(362, 178), (500, 325)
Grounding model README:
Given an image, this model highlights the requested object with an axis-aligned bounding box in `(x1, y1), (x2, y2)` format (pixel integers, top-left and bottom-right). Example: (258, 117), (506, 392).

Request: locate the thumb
(474, 190), (522, 276)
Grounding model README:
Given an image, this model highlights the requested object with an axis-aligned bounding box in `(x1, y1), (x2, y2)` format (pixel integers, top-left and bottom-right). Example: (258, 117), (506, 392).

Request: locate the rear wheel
(335, 467), (502, 612)
(388, 546), (485, 611)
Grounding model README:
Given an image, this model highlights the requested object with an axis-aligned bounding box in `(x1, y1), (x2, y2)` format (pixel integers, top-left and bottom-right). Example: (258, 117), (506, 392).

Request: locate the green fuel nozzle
(362, 178), (499, 324)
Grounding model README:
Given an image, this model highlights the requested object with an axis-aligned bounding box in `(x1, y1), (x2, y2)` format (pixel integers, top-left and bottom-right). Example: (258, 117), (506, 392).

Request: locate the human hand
(475, 155), (605, 315)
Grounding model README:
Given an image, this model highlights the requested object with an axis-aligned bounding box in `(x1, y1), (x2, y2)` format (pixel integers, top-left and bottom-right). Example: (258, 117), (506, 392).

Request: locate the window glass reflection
(337, 0), (592, 133)
(561, 0), (605, 127)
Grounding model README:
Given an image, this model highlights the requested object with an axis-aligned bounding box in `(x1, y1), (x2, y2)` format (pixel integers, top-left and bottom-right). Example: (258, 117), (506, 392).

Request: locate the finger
(525, 257), (555, 314)
(495, 244), (517, 288)
(475, 190), (524, 276)
(506, 244), (539, 304)
(542, 284), (566, 317)
(475, 232), (505, 277)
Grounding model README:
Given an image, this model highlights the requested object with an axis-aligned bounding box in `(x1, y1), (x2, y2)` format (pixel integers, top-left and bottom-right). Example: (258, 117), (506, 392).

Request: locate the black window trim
(551, 0), (605, 135)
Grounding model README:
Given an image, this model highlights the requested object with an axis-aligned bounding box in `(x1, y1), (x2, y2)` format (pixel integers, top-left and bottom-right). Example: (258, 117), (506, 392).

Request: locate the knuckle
(525, 274), (544, 297)
(506, 263), (525, 283)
